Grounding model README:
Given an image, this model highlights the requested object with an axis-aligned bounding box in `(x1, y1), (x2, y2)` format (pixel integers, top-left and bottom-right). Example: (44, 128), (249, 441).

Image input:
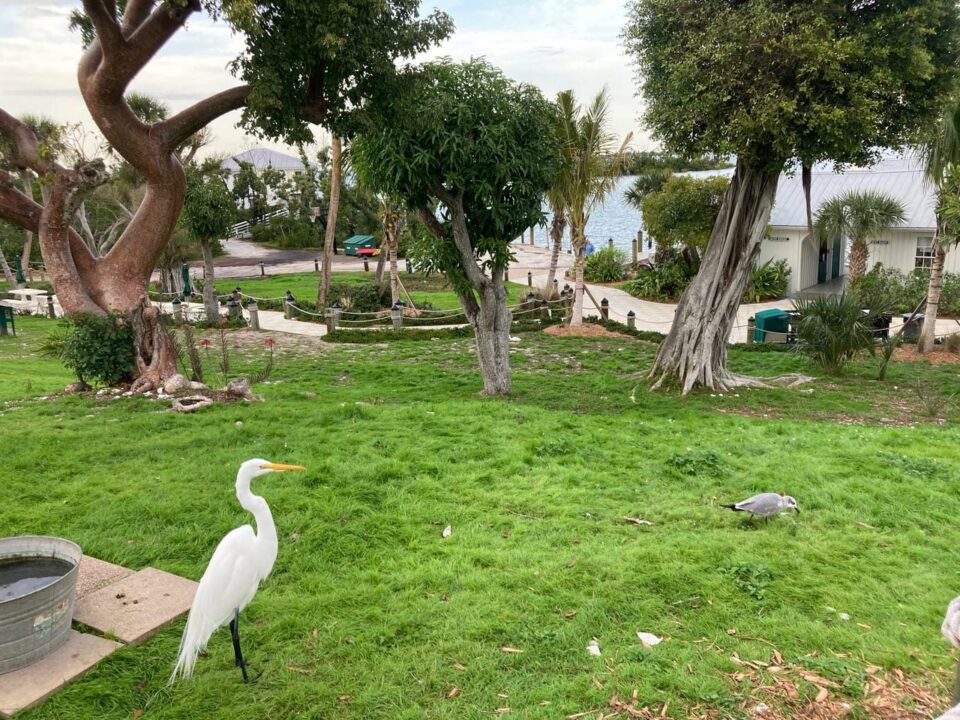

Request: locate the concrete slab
(75, 555), (133, 599)
(73, 567), (197, 644)
(0, 631), (121, 718)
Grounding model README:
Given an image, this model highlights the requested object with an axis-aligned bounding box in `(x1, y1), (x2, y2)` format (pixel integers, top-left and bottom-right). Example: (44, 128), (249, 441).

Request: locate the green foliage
(250, 215), (319, 248)
(182, 167), (234, 243)
(624, 0), (960, 169)
(583, 247), (628, 282)
(61, 313), (135, 385)
(325, 326), (474, 343)
(640, 175), (728, 254)
(666, 448), (728, 477)
(353, 59), (559, 295)
(722, 562), (774, 601)
(792, 293), (876, 374)
(225, 0), (453, 143)
(328, 281), (390, 313)
(229, 160), (271, 224)
(815, 190), (907, 248)
(625, 246), (698, 301)
(743, 259), (790, 303)
(852, 264), (960, 315)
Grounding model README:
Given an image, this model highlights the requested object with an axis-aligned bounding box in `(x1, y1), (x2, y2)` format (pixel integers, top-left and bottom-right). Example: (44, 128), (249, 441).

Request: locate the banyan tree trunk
(649, 159), (782, 394)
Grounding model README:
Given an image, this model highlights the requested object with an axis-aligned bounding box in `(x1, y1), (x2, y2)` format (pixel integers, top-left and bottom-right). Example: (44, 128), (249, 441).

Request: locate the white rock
(586, 640), (601, 656)
(162, 374), (191, 394)
(637, 632), (662, 647)
(754, 703), (769, 715)
(838, 612), (851, 621)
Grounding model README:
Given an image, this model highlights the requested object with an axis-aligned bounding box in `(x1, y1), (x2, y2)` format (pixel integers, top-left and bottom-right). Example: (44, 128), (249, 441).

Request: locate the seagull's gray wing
(735, 493), (784, 516)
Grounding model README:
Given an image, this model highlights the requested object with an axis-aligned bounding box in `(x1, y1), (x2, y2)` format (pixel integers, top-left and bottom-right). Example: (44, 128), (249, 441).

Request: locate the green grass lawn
(2, 316), (960, 719)
(206, 272), (530, 310)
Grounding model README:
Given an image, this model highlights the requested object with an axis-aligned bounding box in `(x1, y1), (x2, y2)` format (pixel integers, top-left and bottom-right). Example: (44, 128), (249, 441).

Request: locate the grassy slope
(2, 316), (960, 719)
(210, 272), (531, 311)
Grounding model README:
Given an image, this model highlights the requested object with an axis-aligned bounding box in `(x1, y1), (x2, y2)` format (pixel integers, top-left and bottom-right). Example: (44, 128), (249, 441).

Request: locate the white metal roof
(221, 148), (305, 173)
(769, 154), (936, 230)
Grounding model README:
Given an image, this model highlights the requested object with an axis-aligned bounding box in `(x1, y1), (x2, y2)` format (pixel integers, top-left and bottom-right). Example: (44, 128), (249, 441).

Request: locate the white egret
(171, 458), (306, 683)
(721, 493), (800, 518)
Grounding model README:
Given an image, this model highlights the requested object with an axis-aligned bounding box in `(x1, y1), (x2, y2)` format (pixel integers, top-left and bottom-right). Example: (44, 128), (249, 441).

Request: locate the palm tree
(815, 189), (907, 285)
(542, 186), (566, 295)
(917, 99), (960, 352)
(553, 89), (632, 326)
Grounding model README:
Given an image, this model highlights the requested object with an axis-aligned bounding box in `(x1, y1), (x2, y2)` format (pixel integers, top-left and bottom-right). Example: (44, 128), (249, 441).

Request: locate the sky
(0, 0), (653, 158)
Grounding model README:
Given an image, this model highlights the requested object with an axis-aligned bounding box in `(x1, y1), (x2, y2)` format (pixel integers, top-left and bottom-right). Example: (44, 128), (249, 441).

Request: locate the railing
(229, 206), (290, 239)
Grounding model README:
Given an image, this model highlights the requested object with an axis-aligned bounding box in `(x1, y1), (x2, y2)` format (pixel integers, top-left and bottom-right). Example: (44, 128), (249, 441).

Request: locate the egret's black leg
(230, 608), (254, 683)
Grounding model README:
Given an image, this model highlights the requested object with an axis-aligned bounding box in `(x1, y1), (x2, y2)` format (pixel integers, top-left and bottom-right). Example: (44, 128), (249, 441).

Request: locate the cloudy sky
(0, 1), (653, 158)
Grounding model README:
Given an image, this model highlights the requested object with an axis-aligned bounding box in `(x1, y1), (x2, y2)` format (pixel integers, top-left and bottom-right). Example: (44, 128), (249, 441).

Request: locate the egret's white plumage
(171, 458), (304, 682)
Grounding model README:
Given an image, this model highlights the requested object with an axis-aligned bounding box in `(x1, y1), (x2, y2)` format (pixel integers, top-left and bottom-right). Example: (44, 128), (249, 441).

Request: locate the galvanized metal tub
(0, 536), (82, 674)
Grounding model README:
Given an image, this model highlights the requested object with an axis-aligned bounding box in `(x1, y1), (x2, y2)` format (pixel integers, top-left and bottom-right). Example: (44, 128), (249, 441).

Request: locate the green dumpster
(343, 234), (376, 257)
(753, 308), (790, 343)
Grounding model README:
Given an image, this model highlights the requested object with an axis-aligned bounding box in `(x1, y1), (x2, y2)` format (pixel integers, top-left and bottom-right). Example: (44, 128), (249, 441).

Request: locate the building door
(817, 247), (828, 284)
(831, 235), (842, 279)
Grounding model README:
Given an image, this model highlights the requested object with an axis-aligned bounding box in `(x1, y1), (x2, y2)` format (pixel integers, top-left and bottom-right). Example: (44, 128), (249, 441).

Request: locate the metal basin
(0, 536), (81, 674)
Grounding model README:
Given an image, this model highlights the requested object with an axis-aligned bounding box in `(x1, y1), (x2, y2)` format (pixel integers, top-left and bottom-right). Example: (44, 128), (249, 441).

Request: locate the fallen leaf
(501, 531), (510, 538)
(133, 711), (143, 719)
(563, 610), (577, 620)
(815, 688), (829, 703)
(288, 532), (300, 541)
(501, 646), (522, 654)
(773, 650), (784, 665)
(447, 687), (461, 699)
(857, 622), (872, 629)
(442, 525), (452, 538)
(592, 678), (604, 690)
(855, 521), (876, 529)
(454, 662), (466, 671)
(440, 593), (450, 601)
(311, 628), (319, 639)
(495, 708), (510, 715)
(624, 516), (654, 526)
(338, 695), (352, 703)
(727, 628), (737, 635)
(637, 631), (662, 647)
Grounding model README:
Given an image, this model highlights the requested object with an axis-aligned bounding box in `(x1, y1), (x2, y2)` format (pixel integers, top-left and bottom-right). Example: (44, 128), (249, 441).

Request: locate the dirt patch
(544, 324), (628, 339)
(893, 345), (960, 365)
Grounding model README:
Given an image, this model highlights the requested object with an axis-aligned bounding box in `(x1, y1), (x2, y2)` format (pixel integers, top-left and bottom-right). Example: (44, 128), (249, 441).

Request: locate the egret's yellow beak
(261, 463), (306, 471)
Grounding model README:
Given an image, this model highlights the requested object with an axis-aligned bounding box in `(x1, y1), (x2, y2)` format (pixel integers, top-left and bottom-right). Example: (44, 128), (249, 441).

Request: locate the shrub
(743, 259), (790, 303)
(61, 313), (136, 385)
(792, 293), (875, 374)
(851, 264), (960, 315)
(583, 247), (628, 282)
(625, 263), (693, 301)
(329, 281), (390, 314)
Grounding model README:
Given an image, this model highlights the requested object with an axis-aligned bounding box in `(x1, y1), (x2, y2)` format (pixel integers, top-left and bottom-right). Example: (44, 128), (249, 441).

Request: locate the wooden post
(314, 258), (320, 272)
(600, 298), (609, 321)
(363, 258), (370, 272)
(632, 233), (639, 265)
(227, 297), (241, 321)
(247, 299), (260, 330)
(325, 308), (336, 334)
(504, 266), (510, 282)
(46, 295), (55, 319)
(259, 261), (265, 277)
(627, 310), (636, 330)
(172, 298), (183, 325)
(391, 302), (403, 331)
(284, 290), (295, 319)
(527, 271), (533, 287)
(747, 316), (755, 344)
(608, 238), (614, 250)
(332, 303), (342, 331)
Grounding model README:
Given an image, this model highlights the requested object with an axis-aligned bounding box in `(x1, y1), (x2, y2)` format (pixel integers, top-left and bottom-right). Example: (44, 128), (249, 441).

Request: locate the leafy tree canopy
(642, 175), (729, 254)
(351, 59), (559, 278)
(182, 166), (234, 243)
(623, 0), (960, 169)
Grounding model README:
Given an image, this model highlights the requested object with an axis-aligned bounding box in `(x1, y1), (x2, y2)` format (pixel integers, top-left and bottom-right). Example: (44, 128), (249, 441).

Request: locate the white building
(758, 155), (947, 296)
(221, 148), (306, 205)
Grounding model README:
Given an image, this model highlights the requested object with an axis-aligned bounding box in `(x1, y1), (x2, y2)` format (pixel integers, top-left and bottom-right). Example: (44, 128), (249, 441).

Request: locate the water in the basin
(0, 557), (74, 601)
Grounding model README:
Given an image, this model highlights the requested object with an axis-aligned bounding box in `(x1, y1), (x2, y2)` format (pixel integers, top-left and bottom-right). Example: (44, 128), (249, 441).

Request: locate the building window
(915, 236), (935, 270)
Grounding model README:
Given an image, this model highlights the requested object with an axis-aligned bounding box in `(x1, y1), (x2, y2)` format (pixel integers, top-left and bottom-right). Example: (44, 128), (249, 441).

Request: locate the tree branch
(0, 108), (56, 175)
(431, 187), (488, 289)
(116, 1), (198, 90)
(80, 0), (122, 57)
(157, 85), (251, 151)
(120, 0), (155, 36)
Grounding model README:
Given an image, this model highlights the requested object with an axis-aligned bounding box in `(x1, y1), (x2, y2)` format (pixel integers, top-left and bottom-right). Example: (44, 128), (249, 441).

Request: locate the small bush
(584, 247), (628, 282)
(722, 562), (774, 601)
(792, 293), (875, 374)
(61, 313), (135, 385)
(742, 259), (790, 303)
(666, 448), (728, 477)
(625, 263), (693, 301)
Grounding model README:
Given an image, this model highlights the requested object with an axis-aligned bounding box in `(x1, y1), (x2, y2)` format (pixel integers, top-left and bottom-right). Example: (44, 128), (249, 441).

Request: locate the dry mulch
(893, 345), (960, 365)
(545, 324), (628, 339)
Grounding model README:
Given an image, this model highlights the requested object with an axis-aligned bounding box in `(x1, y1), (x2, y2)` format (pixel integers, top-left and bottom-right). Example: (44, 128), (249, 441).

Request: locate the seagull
(943, 596), (960, 649)
(721, 493), (799, 518)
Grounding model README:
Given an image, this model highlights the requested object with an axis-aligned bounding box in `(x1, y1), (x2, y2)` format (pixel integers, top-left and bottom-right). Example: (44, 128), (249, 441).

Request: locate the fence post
(259, 261), (265, 277)
(363, 258), (370, 272)
(284, 290), (295, 320)
(553, 278), (559, 298)
(504, 266), (510, 283)
(46, 295), (56, 319)
(608, 238), (614, 250)
(172, 297), (183, 324)
(314, 258), (320, 273)
(227, 297), (241, 321)
(325, 308), (336, 334)
(247, 299), (260, 330)
(332, 302), (342, 329)
(747, 316), (755, 345)
(232, 287), (241, 303)
(527, 271), (533, 287)
(627, 310), (636, 330)
(600, 298), (609, 321)
(632, 232), (640, 265)
(391, 302), (403, 331)
(405, 258), (413, 274)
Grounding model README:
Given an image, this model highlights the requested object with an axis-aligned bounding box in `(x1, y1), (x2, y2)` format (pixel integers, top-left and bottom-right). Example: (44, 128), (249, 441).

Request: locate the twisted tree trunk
(650, 159), (782, 394)
(0, 251), (16, 288)
(200, 239), (219, 321)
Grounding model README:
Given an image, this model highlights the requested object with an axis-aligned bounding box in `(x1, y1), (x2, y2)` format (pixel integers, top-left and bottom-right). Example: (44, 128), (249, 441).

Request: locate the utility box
(343, 235), (376, 256)
(753, 308), (791, 343)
